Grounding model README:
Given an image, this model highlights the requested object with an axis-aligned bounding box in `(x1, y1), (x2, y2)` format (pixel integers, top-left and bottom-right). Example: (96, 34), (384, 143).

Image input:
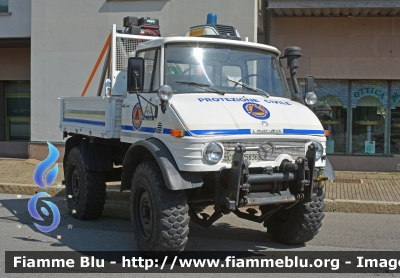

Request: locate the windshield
(164, 43), (291, 98)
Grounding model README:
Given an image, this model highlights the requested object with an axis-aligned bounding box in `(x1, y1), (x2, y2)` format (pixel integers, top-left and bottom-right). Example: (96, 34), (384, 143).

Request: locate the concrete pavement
(0, 158), (399, 213)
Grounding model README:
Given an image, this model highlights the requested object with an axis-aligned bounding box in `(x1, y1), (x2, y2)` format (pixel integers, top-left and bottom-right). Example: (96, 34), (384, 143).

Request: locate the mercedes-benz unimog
(60, 15), (335, 253)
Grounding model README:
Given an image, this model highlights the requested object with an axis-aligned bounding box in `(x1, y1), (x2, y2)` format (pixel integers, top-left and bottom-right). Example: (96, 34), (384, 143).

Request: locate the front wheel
(131, 161), (190, 252)
(262, 188), (325, 244)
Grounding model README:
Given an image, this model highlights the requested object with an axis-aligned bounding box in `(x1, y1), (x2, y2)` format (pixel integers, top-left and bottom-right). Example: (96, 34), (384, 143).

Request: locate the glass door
(5, 81), (30, 141)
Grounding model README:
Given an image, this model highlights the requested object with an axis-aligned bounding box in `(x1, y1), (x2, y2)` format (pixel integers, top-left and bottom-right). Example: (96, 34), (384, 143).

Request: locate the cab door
(121, 48), (161, 143)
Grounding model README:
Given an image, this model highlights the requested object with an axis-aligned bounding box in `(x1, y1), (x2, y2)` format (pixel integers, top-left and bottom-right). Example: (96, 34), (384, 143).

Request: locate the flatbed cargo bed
(60, 96), (123, 139)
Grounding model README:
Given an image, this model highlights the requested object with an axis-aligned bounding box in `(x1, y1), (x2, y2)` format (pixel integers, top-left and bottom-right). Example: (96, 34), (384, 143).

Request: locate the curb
(324, 199), (400, 214)
(1, 183), (399, 214)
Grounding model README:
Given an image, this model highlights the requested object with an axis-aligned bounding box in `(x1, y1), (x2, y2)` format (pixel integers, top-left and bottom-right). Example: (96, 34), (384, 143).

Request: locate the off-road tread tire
(263, 188), (325, 244)
(131, 161), (189, 253)
(65, 147), (106, 220)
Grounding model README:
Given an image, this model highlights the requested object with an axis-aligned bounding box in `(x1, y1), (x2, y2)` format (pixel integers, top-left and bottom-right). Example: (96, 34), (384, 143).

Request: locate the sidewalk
(0, 158), (399, 213)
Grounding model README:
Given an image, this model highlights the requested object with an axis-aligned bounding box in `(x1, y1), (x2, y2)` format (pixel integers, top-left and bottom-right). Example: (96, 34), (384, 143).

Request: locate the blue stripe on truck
(120, 125), (324, 136)
(190, 129), (251, 135)
(63, 118), (105, 126)
(283, 129), (324, 135)
(121, 125), (156, 133)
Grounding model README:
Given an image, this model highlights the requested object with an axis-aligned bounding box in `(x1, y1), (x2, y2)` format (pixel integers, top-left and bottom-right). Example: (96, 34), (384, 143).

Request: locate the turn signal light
(171, 129), (185, 137)
(324, 130), (330, 137)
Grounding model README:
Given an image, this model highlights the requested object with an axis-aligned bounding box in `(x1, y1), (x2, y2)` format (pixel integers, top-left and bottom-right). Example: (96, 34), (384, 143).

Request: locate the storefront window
(314, 95), (347, 154)
(390, 102), (400, 155)
(309, 80), (348, 154)
(352, 96), (386, 155)
(390, 82), (400, 155)
(350, 81), (388, 155)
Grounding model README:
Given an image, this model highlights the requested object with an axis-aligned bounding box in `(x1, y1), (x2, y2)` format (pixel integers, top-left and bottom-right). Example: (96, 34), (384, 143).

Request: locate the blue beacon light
(206, 13), (217, 24)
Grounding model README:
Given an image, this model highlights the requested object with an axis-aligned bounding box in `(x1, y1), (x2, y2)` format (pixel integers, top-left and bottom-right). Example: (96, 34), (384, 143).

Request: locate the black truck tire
(65, 147), (106, 220)
(131, 161), (189, 253)
(263, 188), (325, 244)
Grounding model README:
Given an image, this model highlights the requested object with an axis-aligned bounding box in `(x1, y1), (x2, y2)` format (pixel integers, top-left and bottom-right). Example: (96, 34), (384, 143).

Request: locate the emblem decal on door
(132, 103), (143, 130)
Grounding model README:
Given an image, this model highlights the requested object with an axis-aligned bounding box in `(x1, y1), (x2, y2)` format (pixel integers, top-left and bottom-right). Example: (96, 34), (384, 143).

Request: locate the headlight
(312, 141), (324, 160)
(157, 85), (173, 101)
(203, 142), (223, 164)
(305, 91), (317, 106)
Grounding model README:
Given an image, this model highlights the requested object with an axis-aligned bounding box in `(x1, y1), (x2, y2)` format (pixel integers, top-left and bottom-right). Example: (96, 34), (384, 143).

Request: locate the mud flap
(321, 157), (336, 180)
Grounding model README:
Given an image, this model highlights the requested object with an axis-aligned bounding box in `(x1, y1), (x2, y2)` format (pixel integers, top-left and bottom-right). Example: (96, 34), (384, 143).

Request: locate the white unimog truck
(60, 15), (335, 253)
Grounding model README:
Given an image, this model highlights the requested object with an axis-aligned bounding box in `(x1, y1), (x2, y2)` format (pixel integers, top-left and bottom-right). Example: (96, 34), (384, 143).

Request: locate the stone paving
(325, 172), (400, 202)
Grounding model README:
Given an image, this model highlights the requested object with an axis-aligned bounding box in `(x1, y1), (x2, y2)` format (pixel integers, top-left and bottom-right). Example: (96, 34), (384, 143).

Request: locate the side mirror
(127, 57), (145, 93)
(305, 75), (315, 93)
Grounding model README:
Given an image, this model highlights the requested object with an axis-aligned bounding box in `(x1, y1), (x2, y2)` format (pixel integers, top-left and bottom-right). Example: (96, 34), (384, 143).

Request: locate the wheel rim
(67, 164), (80, 205)
(134, 185), (153, 241)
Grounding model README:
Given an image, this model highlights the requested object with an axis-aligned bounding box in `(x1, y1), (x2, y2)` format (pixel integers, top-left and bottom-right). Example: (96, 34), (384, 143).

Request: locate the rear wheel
(65, 147), (106, 220)
(131, 161), (190, 253)
(263, 188), (325, 244)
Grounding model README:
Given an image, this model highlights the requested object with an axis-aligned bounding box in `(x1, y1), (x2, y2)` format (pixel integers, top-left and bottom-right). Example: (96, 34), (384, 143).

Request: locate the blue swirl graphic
(41, 207), (49, 216)
(33, 142), (59, 189)
(28, 192), (60, 233)
(46, 164), (58, 187)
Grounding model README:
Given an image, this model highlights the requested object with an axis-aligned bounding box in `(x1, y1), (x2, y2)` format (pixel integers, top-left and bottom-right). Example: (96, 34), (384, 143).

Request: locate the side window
(137, 49), (160, 92)
(222, 66), (242, 87)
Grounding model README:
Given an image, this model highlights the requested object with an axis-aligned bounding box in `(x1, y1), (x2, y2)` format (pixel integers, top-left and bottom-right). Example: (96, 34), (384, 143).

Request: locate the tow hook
(314, 174), (328, 188)
(238, 197), (248, 206)
(295, 193), (304, 201)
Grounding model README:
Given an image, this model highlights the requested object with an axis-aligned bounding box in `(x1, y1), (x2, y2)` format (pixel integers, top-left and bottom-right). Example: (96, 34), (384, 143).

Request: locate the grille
(157, 122), (163, 133)
(221, 139), (308, 162)
(215, 25), (236, 36)
(115, 37), (152, 71)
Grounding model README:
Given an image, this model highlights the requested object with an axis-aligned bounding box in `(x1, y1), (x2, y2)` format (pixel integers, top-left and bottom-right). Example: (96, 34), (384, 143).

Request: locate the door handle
(122, 104), (130, 108)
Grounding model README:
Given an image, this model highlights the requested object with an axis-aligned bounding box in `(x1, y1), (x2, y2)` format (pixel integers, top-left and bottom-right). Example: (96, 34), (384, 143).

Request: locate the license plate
(226, 151), (259, 163)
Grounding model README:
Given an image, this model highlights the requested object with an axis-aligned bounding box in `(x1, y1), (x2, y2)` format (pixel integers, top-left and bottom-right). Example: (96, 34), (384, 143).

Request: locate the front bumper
(215, 142), (318, 211)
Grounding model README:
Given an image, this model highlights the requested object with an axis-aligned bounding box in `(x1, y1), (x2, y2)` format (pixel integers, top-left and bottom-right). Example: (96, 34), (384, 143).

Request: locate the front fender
(121, 138), (202, 191)
(321, 156), (336, 180)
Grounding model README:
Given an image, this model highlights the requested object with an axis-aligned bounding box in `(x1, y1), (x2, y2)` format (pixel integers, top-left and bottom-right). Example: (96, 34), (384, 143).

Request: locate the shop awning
(267, 0), (400, 17)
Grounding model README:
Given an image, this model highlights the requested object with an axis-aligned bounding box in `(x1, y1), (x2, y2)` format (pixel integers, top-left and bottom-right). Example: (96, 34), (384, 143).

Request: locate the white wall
(31, 0), (257, 142)
(0, 0), (31, 38)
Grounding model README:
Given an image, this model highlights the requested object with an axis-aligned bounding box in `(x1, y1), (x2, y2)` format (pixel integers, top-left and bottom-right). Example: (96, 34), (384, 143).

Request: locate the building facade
(1, 0), (400, 171)
(267, 1), (400, 171)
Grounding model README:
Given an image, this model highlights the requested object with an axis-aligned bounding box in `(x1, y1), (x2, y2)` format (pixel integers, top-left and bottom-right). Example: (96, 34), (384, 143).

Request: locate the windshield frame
(163, 42), (292, 99)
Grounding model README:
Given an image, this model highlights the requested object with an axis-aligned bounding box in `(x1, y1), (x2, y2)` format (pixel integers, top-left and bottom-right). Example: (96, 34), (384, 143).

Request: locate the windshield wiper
(226, 78), (269, 97)
(175, 81), (225, 95)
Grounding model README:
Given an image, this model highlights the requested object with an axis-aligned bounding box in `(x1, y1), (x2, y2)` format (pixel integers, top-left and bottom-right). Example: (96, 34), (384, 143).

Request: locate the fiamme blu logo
(28, 142), (61, 233)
